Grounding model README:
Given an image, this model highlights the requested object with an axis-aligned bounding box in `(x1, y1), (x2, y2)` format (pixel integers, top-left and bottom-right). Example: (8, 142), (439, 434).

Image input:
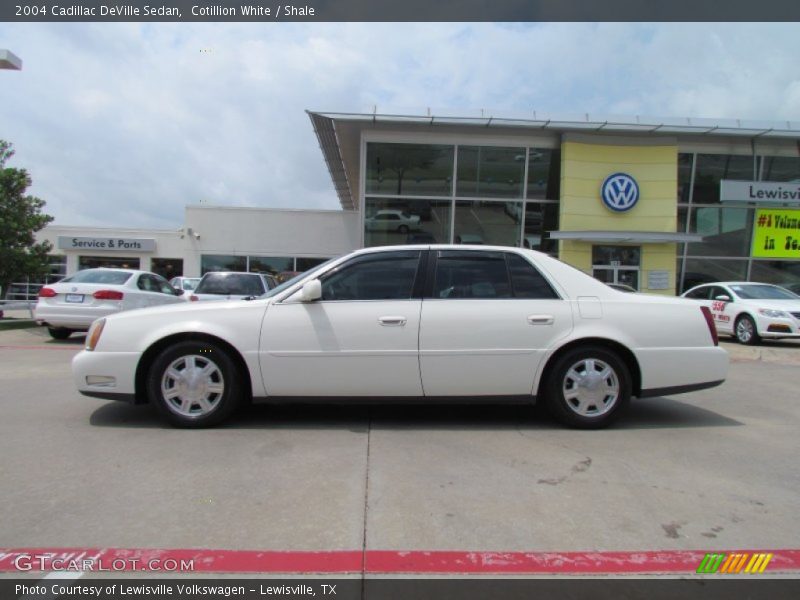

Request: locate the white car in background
(169, 276), (201, 292)
(682, 282), (800, 345)
(34, 269), (184, 340)
(73, 246), (727, 429)
(364, 209), (421, 233)
(188, 272), (277, 302)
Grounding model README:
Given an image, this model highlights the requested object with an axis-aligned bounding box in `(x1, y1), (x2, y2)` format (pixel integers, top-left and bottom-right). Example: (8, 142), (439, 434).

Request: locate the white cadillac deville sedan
(73, 246), (728, 429)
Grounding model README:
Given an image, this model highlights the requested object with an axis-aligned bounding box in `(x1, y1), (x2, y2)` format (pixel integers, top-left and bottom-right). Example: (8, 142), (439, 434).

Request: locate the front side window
(321, 251), (421, 301)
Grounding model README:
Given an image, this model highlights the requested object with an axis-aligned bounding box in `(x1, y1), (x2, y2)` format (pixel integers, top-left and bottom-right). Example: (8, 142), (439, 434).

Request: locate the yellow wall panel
(558, 140), (679, 295)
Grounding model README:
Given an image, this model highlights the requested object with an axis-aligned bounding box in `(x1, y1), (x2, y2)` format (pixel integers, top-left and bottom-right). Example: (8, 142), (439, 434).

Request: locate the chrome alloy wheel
(562, 358), (620, 417)
(160, 355), (225, 418)
(736, 318), (754, 343)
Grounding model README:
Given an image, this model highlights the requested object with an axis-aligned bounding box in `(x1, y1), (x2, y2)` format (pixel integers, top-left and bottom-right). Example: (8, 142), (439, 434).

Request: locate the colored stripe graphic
(0, 549), (798, 574)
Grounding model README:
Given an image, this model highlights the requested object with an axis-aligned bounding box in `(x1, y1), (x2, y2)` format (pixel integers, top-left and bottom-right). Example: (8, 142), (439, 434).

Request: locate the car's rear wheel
(147, 341), (242, 428)
(47, 327), (72, 340)
(735, 314), (760, 345)
(544, 346), (631, 429)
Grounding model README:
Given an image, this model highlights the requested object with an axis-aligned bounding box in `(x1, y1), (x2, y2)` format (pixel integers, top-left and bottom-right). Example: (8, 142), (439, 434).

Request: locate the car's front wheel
(735, 314), (761, 345)
(147, 341), (243, 428)
(47, 327), (72, 340)
(544, 346), (631, 429)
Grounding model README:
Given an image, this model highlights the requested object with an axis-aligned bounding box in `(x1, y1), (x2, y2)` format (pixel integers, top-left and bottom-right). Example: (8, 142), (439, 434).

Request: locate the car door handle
(379, 316), (407, 326)
(527, 314), (554, 325)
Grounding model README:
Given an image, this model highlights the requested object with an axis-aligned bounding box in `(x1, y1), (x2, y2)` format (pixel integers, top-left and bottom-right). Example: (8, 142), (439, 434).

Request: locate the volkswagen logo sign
(601, 172), (640, 212)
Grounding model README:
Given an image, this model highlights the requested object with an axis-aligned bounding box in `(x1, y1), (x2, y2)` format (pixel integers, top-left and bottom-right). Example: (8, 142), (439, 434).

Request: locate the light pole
(0, 49), (22, 70)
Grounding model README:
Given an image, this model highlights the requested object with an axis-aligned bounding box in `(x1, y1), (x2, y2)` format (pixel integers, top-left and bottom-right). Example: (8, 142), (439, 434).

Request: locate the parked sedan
(189, 271), (277, 302)
(73, 246), (728, 429)
(682, 281), (800, 345)
(364, 210), (421, 234)
(35, 269), (184, 339)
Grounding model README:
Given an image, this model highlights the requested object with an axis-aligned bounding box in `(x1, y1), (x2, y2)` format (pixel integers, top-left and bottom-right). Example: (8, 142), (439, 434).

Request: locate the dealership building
(20, 110), (800, 299)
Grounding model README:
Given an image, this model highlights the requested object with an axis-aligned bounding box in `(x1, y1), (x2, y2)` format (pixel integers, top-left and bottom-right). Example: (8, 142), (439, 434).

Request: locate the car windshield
(61, 270), (132, 285)
(182, 278), (200, 290)
(195, 273), (265, 296)
(401, 211), (412, 219)
(262, 257), (339, 298)
(730, 284), (799, 300)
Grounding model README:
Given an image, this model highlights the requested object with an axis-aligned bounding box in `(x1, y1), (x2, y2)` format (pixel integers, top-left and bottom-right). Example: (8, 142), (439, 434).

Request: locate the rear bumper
(635, 346), (729, 393)
(639, 379), (725, 398)
(35, 306), (117, 330)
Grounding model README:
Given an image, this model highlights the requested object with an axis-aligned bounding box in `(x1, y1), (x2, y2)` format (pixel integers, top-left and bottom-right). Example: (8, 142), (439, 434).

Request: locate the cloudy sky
(1, 22), (798, 228)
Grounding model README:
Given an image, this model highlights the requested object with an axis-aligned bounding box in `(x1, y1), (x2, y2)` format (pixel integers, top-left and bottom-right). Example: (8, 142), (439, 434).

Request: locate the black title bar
(3, 0), (800, 22)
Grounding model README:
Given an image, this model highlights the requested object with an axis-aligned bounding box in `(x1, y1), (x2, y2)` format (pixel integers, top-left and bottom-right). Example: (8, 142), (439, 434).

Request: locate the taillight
(189, 295), (198, 302)
(93, 290), (124, 300)
(38, 287), (57, 298)
(700, 306), (719, 346)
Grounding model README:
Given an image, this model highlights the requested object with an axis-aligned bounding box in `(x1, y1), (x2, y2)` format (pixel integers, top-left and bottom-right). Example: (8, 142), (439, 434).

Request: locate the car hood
(103, 297), (272, 322)
(737, 299), (800, 311)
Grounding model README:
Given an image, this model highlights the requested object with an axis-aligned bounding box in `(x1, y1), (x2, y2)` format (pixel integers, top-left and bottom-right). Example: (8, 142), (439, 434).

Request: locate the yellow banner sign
(752, 209), (800, 258)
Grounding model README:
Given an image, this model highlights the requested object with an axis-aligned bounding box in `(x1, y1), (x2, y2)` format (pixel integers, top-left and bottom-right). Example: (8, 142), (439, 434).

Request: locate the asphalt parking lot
(1, 327), (799, 574)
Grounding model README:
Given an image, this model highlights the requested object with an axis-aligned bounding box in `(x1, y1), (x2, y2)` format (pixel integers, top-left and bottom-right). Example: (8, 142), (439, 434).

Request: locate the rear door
(419, 250), (573, 397)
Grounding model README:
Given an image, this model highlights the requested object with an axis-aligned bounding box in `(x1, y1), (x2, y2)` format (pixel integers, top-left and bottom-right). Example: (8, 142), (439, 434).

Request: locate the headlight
(758, 308), (789, 318)
(86, 318), (106, 351)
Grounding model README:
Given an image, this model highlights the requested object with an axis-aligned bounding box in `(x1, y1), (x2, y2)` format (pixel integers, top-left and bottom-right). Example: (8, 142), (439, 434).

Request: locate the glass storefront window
(150, 258), (183, 280)
(526, 149), (560, 200)
(749, 261), (800, 293)
(249, 256), (292, 275)
(201, 254), (246, 274)
(366, 143), (454, 197)
(364, 197), (451, 247)
(680, 258), (748, 293)
(692, 154), (754, 204)
(296, 257), (331, 271)
(687, 207), (753, 257)
(678, 153), (693, 204)
(453, 200), (521, 247)
(523, 202), (559, 253)
(79, 256), (141, 270)
(760, 156), (800, 182)
(457, 146), (525, 199)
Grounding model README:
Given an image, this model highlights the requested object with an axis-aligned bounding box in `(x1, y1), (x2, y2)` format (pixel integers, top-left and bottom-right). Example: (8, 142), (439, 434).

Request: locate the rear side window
(684, 286), (711, 300)
(62, 270), (132, 285)
(196, 274), (265, 296)
(505, 253), (559, 299)
(321, 251), (421, 301)
(433, 251), (512, 299)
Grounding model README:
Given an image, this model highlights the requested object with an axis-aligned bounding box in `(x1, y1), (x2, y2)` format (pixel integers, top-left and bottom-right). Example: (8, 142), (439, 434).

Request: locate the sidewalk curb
(0, 320), (38, 331)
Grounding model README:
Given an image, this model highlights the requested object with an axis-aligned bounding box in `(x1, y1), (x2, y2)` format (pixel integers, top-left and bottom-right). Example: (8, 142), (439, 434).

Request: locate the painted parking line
(2, 548), (800, 574)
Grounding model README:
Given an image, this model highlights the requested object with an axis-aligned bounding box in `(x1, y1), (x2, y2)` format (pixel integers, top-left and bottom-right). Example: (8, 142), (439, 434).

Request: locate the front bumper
(72, 349), (141, 402)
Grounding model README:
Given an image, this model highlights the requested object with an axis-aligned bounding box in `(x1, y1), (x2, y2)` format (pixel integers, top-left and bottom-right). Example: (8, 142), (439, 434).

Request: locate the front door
(592, 245), (641, 290)
(260, 250), (425, 397)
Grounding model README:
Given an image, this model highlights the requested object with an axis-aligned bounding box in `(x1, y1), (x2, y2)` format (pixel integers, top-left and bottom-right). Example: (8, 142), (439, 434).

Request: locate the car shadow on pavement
(88, 396), (741, 431)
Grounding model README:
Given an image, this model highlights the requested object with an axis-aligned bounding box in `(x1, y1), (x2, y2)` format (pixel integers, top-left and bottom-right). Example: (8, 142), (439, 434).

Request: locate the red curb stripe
(2, 548), (800, 574)
(0, 345), (81, 351)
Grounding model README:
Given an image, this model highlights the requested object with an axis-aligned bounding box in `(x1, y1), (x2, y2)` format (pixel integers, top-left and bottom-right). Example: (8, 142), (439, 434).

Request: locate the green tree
(0, 140), (54, 298)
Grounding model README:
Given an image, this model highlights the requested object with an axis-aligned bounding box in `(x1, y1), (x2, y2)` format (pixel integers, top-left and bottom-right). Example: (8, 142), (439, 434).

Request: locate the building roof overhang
(549, 231), (704, 244)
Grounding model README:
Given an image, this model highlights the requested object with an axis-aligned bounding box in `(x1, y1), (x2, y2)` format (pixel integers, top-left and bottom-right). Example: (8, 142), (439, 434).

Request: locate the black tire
(398, 224), (410, 234)
(146, 341), (243, 428)
(544, 346), (631, 429)
(48, 327), (72, 340)
(734, 314), (761, 345)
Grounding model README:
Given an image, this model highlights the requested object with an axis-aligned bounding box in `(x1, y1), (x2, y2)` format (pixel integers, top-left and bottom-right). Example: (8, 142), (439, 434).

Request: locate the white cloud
(0, 22), (797, 228)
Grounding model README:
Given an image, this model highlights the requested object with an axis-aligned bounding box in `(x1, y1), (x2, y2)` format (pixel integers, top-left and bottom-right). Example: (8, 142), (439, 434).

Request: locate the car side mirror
(175, 288), (185, 296)
(714, 294), (731, 302)
(300, 279), (322, 302)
